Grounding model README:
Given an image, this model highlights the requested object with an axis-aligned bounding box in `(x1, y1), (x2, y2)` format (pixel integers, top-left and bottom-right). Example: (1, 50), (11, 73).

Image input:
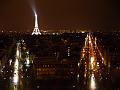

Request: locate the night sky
(0, 0), (120, 32)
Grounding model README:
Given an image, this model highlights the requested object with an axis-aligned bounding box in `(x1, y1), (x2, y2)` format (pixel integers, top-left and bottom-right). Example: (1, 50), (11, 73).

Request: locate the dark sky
(0, 0), (120, 32)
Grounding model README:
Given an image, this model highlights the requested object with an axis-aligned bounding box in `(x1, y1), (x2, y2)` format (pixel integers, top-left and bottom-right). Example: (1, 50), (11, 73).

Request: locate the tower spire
(32, 13), (41, 35)
(35, 13), (38, 28)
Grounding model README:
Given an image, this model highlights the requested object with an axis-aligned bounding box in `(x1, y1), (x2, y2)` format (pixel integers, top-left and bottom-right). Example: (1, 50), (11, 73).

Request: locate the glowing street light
(90, 74), (96, 90)
(90, 57), (94, 70)
(13, 58), (19, 85)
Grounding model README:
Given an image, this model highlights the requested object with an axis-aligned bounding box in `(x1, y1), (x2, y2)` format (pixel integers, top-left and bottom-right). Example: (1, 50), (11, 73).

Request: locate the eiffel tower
(32, 13), (41, 35)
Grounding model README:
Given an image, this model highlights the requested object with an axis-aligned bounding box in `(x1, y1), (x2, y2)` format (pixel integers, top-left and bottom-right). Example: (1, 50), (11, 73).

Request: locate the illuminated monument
(32, 13), (41, 35)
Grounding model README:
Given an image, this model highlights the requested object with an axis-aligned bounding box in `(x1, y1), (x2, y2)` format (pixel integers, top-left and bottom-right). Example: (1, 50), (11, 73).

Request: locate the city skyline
(0, 0), (120, 89)
(0, 0), (120, 32)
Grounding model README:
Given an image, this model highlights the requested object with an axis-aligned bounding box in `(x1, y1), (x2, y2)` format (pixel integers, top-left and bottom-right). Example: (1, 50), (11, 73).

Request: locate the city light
(13, 42), (20, 85)
(26, 57), (30, 67)
(1, 30), (119, 89)
(90, 57), (94, 70)
(90, 74), (96, 90)
(9, 59), (12, 65)
(78, 62), (80, 67)
(13, 58), (19, 85)
(13, 85), (18, 90)
(90, 57), (94, 64)
(0, 0), (119, 88)
(81, 31), (85, 33)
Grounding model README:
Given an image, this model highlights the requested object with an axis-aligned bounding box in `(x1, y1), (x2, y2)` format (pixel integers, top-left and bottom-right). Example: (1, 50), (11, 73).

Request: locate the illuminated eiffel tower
(32, 13), (41, 35)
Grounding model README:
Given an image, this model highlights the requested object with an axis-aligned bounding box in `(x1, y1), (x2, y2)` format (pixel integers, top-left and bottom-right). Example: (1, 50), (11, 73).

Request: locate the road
(79, 33), (112, 90)
(0, 40), (35, 90)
